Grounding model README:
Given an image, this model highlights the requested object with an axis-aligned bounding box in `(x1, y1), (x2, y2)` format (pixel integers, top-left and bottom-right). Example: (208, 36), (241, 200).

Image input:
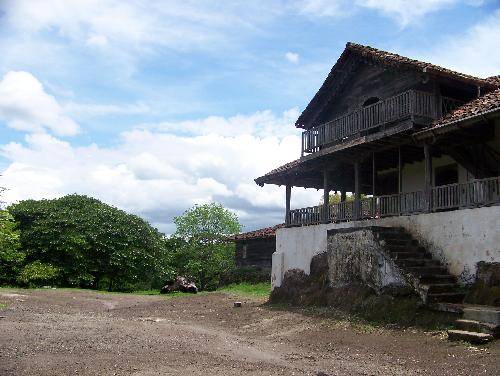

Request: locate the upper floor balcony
(301, 89), (463, 155)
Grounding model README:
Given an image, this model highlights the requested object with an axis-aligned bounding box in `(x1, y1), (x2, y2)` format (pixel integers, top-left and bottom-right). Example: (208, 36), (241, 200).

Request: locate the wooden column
(341, 190), (346, 202)
(372, 152), (376, 196)
(323, 170), (330, 223)
(285, 184), (291, 226)
(424, 144), (433, 212)
(398, 147), (403, 194)
(434, 81), (443, 118)
(354, 161), (361, 220)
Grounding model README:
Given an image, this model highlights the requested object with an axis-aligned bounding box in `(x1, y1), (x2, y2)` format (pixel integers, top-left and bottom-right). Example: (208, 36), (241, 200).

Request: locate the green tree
(172, 203), (241, 290)
(0, 209), (24, 284)
(8, 194), (171, 291)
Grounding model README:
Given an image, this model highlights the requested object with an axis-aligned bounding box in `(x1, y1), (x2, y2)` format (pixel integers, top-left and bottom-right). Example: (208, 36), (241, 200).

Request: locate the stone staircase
(372, 227), (466, 305)
(372, 227), (499, 344)
(448, 306), (500, 344)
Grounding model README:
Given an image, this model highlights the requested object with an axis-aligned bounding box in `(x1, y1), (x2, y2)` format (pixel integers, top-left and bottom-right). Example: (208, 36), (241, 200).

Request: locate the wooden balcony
(301, 90), (463, 155)
(287, 176), (500, 226)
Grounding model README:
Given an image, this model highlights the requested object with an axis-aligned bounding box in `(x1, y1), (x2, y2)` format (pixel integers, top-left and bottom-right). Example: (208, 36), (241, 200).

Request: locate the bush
(17, 261), (60, 287)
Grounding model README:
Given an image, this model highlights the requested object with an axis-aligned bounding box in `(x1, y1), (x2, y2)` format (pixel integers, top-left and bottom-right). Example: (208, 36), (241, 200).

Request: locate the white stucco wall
(272, 205), (500, 288)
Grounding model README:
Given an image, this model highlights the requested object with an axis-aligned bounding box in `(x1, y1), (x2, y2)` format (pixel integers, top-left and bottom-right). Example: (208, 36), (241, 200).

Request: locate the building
(230, 225), (282, 273)
(255, 43), (500, 306)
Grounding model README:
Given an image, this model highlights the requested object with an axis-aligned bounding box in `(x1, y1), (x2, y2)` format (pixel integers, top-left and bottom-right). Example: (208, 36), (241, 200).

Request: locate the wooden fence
(287, 176), (500, 226)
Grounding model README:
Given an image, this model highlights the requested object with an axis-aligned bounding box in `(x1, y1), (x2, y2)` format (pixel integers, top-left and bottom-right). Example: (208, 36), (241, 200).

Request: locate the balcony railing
(287, 176), (500, 227)
(301, 90), (463, 155)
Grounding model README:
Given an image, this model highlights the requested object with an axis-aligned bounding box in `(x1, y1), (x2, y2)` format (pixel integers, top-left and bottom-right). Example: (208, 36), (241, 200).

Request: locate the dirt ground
(0, 288), (499, 375)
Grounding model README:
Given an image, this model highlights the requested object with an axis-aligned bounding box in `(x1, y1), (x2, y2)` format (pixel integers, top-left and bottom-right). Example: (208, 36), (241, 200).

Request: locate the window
(362, 96), (380, 107)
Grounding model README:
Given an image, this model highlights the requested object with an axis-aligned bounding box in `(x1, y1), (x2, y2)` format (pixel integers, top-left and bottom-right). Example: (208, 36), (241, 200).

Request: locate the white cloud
(295, 0), (484, 26)
(413, 9), (500, 77)
(64, 102), (152, 118)
(285, 52), (300, 63)
(296, 0), (353, 18)
(149, 108), (301, 138)
(86, 34), (108, 48)
(1, 0), (274, 53)
(357, 0), (457, 26)
(0, 71), (80, 136)
(0, 109), (319, 233)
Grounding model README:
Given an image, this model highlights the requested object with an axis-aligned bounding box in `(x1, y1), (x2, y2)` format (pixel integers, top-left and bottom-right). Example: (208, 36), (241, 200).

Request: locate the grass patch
(219, 282), (271, 297)
(0, 302), (7, 309)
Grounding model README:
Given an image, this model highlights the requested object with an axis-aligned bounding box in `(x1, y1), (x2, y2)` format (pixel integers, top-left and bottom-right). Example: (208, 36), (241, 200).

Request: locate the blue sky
(0, 0), (499, 233)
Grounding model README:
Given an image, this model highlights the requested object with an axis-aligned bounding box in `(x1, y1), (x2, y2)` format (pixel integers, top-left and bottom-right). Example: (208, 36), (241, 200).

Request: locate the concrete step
(447, 329), (494, 344)
(391, 251), (428, 260)
(407, 266), (448, 276)
(385, 238), (417, 246)
(455, 319), (500, 337)
(463, 307), (500, 326)
(427, 292), (466, 304)
(419, 274), (456, 284)
(395, 259), (440, 267)
(420, 283), (458, 294)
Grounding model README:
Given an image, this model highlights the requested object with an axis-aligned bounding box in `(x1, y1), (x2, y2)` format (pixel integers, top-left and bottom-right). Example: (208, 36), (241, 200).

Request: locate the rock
(234, 302), (242, 308)
(160, 276), (198, 294)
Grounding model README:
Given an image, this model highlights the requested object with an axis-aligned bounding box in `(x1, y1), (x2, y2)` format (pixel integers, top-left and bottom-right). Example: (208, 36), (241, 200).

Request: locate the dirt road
(0, 288), (498, 375)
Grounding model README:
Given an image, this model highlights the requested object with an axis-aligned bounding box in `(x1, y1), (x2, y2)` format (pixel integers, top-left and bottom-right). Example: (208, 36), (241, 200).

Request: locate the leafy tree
(172, 203), (241, 290)
(0, 209), (24, 284)
(8, 194), (171, 291)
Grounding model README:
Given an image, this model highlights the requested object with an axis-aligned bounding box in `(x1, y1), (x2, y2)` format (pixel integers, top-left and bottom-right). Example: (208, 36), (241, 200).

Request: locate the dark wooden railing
(301, 90), (462, 155)
(287, 176), (499, 226)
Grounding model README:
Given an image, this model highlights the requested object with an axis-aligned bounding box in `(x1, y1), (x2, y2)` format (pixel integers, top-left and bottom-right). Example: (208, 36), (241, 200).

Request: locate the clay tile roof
(254, 159), (302, 186)
(431, 88), (500, 129)
(346, 43), (492, 86)
(486, 75), (500, 86)
(230, 224), (284, 241)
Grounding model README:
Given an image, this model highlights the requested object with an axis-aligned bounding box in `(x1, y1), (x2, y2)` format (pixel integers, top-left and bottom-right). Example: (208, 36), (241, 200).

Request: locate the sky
(0, 0), (499, 234)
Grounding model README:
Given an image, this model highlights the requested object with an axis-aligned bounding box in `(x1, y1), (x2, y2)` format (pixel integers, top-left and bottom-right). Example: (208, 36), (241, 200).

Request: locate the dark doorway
(435, 164), (458, 186)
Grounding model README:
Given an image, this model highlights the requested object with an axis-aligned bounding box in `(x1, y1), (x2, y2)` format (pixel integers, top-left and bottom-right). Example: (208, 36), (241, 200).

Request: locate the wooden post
(434, 81), (442, 118)
(398, 147), (403, 194)
(354, 161), (361, 220)
(424, 144), (433, 212)
(285, 184), (291, 226)
(323, 170), (330, 223)
(341, 189), (346, 202)
(398, 147), (404, 214)
(372, 152), (376, 196)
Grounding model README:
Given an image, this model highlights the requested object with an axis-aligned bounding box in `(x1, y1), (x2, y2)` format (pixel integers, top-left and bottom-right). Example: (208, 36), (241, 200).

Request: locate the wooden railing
(301, 90), (462, 155)
(287, 176), (499, 226)
(432, 176), (500, 210)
